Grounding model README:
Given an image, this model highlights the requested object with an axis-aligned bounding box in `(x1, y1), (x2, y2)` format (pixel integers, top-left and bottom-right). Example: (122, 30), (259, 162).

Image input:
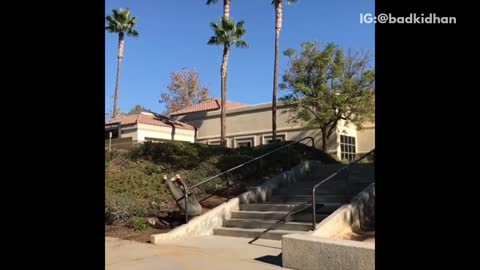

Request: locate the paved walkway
(106, 235), (290, 270)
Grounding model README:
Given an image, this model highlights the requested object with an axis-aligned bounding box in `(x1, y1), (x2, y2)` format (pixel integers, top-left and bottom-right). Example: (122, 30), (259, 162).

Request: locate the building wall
(356, 122), (375, 154)
(175, 103), (364, 158)
(136, 123), (195, 143)
(120, 124), (139, 141)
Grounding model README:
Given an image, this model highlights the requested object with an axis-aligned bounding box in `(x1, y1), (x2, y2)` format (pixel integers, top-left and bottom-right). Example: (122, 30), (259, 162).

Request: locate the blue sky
(105, 0), (375, 114)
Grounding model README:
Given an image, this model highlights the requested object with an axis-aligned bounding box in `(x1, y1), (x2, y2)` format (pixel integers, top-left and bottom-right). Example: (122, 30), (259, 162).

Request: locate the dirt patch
(105, 195), (229, 243)
(335, 231), (375, 243)
(105, 225), (171, 243)
(199, 195), (227, 210)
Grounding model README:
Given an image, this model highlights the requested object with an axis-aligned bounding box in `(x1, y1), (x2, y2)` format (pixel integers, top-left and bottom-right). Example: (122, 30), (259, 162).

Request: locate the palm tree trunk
(220, 44), (230, 147)
(223, 0), (230, 19)
(112, 32), (125, 118)
(272, 0), (283, 141)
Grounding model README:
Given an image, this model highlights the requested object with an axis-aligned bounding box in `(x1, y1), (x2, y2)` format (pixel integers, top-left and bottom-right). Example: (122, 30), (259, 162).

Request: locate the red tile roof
(105, 112), (195, 130)
(169, 99), (247, 116)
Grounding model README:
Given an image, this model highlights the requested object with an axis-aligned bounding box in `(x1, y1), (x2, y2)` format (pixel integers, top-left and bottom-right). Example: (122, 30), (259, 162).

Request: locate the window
(235, 137), (254, 148)
(263, 134), (286, 144)
(238, 141), (252, 148)
(340, 135), (356, 161)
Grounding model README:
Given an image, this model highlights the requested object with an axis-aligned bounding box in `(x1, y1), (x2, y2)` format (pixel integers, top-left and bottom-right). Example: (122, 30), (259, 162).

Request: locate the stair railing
(180, 136), (316, 223)
(248, 148), (375, 243)
(311, 149), (375, 230)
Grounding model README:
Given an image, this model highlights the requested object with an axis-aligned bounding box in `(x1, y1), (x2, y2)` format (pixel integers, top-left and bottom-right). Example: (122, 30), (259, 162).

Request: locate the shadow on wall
(173, 111), (208, 143)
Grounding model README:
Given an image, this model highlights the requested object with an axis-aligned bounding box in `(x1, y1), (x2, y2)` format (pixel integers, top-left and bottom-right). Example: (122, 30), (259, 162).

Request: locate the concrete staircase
(213, 163), (374, 240)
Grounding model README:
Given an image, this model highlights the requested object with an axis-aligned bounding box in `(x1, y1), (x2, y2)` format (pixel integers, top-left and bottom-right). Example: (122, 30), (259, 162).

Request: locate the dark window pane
(352, 137), (356, 144)
(238, 141), (252, 148)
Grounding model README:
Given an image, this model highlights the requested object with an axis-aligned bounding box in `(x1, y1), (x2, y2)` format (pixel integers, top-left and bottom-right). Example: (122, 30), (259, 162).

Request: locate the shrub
(105, 140), (339, 225)
(129, 216), (149, 231)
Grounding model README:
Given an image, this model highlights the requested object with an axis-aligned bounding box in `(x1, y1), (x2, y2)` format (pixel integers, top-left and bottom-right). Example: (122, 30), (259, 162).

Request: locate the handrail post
(312, 187), (317, 231)
(226, 173), (230, 201)
(345, 167), (351, 202)
(287, 145), (291, 169)
(184, 185), (189, 223)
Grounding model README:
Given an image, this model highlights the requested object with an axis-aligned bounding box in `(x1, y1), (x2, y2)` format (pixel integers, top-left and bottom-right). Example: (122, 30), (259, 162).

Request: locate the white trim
(197, 127), (307, 141)
(207, 139), (221, 145)
(339, 134), (357, 161)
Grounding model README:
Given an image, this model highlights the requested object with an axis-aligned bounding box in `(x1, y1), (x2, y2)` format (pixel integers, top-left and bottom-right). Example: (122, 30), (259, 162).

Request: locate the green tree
(208, 17), (248, 146)
(128, 105), (152, 114)
(105, 8), (139, 118)
(271, 0), (299, 142)
(161, 68), (211, 115)
(280, 42), (375, 151)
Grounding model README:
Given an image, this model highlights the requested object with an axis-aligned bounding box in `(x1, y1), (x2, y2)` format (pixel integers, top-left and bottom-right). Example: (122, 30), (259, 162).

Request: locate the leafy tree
(128, 105), (153, 114)
(280, 42), (375, 151)
(160, 68), (211, 115)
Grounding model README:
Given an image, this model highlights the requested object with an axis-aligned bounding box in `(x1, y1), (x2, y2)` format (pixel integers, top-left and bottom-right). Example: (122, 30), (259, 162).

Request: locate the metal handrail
(182, 136), (316, 223)
(311, 149), (375, 230)
(247, 149), (374, 243)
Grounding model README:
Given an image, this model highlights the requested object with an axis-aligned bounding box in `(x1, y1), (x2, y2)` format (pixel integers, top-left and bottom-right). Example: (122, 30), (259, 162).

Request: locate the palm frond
(105, 8), (139, 35)
(235, 40), (248, 48)
(207, 36), (222, 45)
(221, 17), (235, 31)
(127, 29), (139, 37)
(208, 17), (248, 48)
(206, 0), (219, 5)
(271, 0), (300, 5)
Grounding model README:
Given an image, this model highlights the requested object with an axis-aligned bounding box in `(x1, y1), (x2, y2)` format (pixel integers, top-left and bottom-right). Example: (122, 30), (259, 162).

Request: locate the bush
(106, 140), (339, 225)
(129, 216), (149, 231)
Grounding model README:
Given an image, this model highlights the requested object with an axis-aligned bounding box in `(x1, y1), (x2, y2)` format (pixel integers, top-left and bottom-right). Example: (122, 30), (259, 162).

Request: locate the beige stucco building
(170, 99), (375, 161)
(105, 111), (196, 144)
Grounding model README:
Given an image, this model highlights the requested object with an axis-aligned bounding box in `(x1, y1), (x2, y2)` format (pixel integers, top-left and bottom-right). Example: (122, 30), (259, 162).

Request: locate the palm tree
(105, 8), (139, 118)
(206, 0), (231, 19)
(271, 0), (298, 141)
(208, 18), (248, 146)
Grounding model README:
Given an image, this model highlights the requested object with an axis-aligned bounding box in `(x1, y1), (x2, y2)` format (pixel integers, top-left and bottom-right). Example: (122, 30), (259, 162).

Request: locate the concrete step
(213, 227), (308, 240)
(273, 186), (367, 196)
(243, 202), (342, 213)
(223, 219), (312, 231)
(269, 194), (349, 203)
(239, 203), (299, 212)
(302, 175), (374, 184)
(231, 210), (329, 222)
(231, 211), (289, 220)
